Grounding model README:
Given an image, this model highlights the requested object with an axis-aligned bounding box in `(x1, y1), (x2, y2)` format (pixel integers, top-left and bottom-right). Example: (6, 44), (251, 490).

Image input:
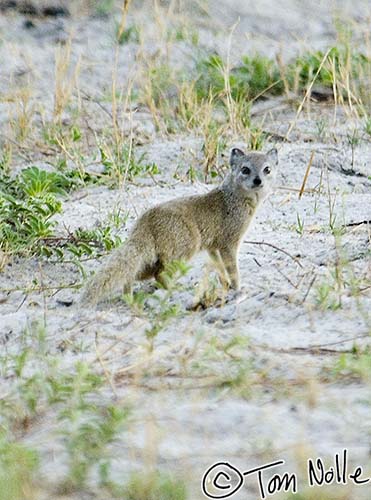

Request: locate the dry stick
(301, 275), (316, 304)
(54, 134), (83, 171)
(277, 185), (317, 194)
(331, 57), (338, 125)
(285, 48), (332, 141)
(276, 51), (290, 98)
(94, 332), (118, 398)
(224, 19), (240, 134)
(308, 333), (370, 349)
(93, 338), (135, 364)
(111, 47), (120, 150)
(0, 134), (33, 161)
(80, 89), (113, 119)
(273, 265), (298, 288)
(16, 293), (28, 312)
(261, 129), (291, 142)
(116, 0), (133, 42)
(1, 283), (80, 294)
(243, 240), (304, 268)
(325, 160), (337, 229)
(115, 356), (153, 376)
(38, 262), (48, 329)
(54, 37), (81, 121)
(251, 80), (286, 104)
(253, 345), (355, 356)
(121, 76), (136, 188)
(298, 150), (314, 199)
(346, 220), (371, 227)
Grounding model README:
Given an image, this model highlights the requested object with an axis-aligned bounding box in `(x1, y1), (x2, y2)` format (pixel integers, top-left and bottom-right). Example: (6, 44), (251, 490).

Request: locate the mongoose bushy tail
(80, 226), (157, 305)
(80, 147), (278, 305)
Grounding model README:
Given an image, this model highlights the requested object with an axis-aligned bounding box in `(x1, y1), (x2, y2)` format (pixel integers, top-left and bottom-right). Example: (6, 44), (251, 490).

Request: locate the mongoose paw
(230, 289), (248, 304)
(225, 289), (239, 302)
(214, 288), (247, 307)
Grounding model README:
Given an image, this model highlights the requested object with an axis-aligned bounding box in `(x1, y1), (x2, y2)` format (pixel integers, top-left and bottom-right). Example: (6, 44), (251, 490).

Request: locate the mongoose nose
(253, 177), (262, 186)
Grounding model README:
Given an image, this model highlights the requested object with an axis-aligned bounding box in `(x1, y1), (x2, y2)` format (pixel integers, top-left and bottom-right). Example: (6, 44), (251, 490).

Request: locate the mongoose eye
(241, 166), (251, 176)
(263, 166), (271, 175)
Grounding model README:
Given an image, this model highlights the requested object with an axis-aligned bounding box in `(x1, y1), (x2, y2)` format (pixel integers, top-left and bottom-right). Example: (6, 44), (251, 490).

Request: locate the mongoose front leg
(208, 249), (231, 289)
(219, 247), (240, 290)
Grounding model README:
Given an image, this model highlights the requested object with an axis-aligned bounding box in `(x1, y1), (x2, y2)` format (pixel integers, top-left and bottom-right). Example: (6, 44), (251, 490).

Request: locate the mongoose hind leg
(135, 259), (169, 288)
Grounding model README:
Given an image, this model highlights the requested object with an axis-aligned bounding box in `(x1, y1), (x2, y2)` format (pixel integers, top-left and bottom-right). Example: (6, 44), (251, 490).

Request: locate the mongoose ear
(267, 147), (278, 165)
(230, 147), (245, 168)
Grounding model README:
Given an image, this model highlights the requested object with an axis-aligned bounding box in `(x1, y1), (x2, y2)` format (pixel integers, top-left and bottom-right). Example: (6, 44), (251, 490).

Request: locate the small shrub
(94, 0), (115, 17)
(0, 168), (65, 254)
(293, 46), (370, 89)
(123, 472), (187, 500)
(116, 24), (140, 44)
(57, 363), (129, 491)
(0, 435), (39, 500)
(194, 53), (283, 102)
(333, 350), (371, 382)
(0, 167), (122, 259)
(99, 143), (160, 183)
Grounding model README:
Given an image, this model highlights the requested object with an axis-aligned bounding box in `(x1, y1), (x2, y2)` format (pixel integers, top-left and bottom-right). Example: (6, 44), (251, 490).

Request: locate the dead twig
(273, 265), (298, 288)
(80, 89), (113, 120)
(301, 275), (316, 304)
(94, 332), (118, 399)
(285, 48), (332, 140)
(299, 150), (314, 199)
(1, 283), (80, 294)
(345, 220), (371, 227)
(277, 186), (317, 194)
(243, 240), (304, 268)
(253, 333), (370, 357)
(253, 344), (357, 356)
(117, 0), (133, 42)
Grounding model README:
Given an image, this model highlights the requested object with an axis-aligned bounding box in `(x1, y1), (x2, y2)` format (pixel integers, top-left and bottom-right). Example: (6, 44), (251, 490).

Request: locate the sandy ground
(0, 1), (371, 499)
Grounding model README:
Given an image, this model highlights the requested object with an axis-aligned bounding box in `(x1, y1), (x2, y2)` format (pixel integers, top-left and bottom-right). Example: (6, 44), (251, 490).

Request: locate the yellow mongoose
(80, 147), (278, 304)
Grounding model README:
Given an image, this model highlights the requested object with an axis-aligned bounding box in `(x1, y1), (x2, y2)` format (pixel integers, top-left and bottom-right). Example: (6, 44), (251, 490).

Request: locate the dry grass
(53, 39), (81, 121)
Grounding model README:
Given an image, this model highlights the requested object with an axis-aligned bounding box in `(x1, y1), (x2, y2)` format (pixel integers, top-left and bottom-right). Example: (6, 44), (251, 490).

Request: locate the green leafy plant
(0, 145), (12, 174)
(124, 260), (190, 350)
(0, 434), (39, 500)
(0, 167), (123, 261)
(1, 334), (130, 495)
(99, 143), (159, 184)
(315, 281), (342, 310)
(56, 363), (129, 491)
(94, 0), (115, 16)
(296, 213), (305, 236)
(0, 168), (65, 254)
(332, 349), (371, 382)
(293, 46), (370, 89)
(194, 53), (283, 102)
(116, 24), (140, 44)
(122, 472), (187, 500)
(170, 25), (199, 46)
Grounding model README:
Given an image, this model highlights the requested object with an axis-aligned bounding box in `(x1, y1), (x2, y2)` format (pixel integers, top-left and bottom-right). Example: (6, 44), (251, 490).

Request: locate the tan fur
(80, 147), (278, 305)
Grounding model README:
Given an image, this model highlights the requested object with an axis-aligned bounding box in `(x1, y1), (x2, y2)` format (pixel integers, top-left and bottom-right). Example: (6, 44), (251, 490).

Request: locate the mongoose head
(229, 147), (278, 198)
